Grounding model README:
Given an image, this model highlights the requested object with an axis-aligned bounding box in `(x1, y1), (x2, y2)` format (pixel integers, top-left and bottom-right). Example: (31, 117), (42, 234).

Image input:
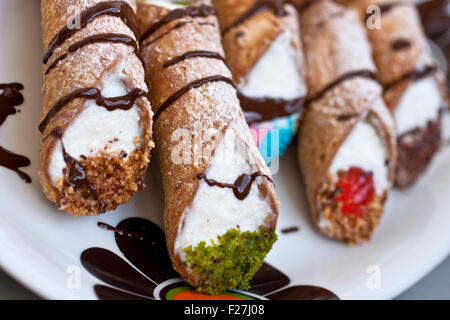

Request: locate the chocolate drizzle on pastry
(143, 21), (192, 47)
(62, 145), (93, 193)
(163, 50), (226, 68)
(39, 88), (146, 133)
(43, 1), (139, 65)
(383, 65), (437, 92)
(49, 128), (103, 207)
(306, 70), (377, 106)
(153, 76), (235, 121)
(46, 33), (144, 75)
(391, 38), (412, 51)
(238, 93), (305, 124)
(140, 4), (216, 44)
(41, 0), (147, 147)
(222, 0), (290, 35)
(0, 83), (31, 183)
(197, 171), (273, 201)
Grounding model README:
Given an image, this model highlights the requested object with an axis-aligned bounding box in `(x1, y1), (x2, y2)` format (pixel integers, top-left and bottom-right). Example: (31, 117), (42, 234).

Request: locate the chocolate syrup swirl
(306, 70), (377, 106)
(163, 50), (226, 68)
(39, 88), (146, 133)
(46, 33), (144, 75)
(238, 93), (305, 124)
(140, 4), (215, 44)
(153, 75), (235, 121)
(383, 65), (437, 92)
(197, 171), (273, 201)
(392, 38), (412, 51)
(0, 146), (31, 183)
(222, 0), (289, 36)
(0, 83), (24, 125)
(43, 1), (138, 65)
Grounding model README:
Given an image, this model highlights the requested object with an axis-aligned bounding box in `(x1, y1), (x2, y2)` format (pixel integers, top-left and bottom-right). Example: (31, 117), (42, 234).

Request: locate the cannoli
(40, 0), (153, 216)
(213, 0), (307, 164)
(341, 0), (449, 188)
(298, 0), (397, 243)
(138, 0), (279, 295)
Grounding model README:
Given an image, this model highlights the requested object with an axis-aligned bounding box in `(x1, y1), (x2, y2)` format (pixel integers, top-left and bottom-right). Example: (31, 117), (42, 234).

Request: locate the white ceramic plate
(0, 0), (449, 300)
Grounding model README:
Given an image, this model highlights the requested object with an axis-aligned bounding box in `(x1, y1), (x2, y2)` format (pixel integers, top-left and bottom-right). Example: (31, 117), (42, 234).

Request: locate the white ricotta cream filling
(395, 75), (442, 136)
(174, 128), (272, 261)
(240, 31), (306, 100)
(329, 119), (388, 195)
(48, 73), (142, 186)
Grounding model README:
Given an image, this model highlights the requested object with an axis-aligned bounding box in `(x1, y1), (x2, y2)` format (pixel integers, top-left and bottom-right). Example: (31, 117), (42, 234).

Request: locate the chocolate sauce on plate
(238, 93), (305, 124)
(0, 83), (24, 125)
(140, 4), (215, 44)
(97, 222), (149, 241)
(81, 217), (339, 300)
(153, 75), (235, 121)
(43, 1), (138, 64)
(0, 83), (31, 183)
(163, 50), (226, 68)
(46, 33), (144, 75)
(81, 247), (157, 299)
(39, 87), (146, 133)
(222, 0), (289, 36)
(0, 146), (31, 183)
(281, 226), (299, 234)
(197, 171), (273, 201)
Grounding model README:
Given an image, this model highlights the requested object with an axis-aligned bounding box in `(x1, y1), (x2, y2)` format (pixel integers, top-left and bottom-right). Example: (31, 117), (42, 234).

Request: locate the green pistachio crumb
(183, 226), (277, 296)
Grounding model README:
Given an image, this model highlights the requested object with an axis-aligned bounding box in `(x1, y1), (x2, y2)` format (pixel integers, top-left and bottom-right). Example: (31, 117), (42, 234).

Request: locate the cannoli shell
(40, 0), (153, 215)
(298, 0), (396, 240)
(214, 0), (304, 87)
(138, 0), (278, 285)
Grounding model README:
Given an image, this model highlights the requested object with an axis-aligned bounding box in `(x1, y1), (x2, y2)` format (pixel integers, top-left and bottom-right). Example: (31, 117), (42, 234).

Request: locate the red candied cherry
(333, 167), (375, 217)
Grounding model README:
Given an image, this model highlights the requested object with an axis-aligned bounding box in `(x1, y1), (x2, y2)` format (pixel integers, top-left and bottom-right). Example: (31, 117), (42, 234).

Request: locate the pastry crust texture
(139, 0), (279, 292)
(40, 0), (153, 216)
(298, 0), (397, 243)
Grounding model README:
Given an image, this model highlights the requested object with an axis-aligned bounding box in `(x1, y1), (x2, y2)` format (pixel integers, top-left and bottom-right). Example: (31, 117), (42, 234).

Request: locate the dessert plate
(0, 0), (449, 300)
